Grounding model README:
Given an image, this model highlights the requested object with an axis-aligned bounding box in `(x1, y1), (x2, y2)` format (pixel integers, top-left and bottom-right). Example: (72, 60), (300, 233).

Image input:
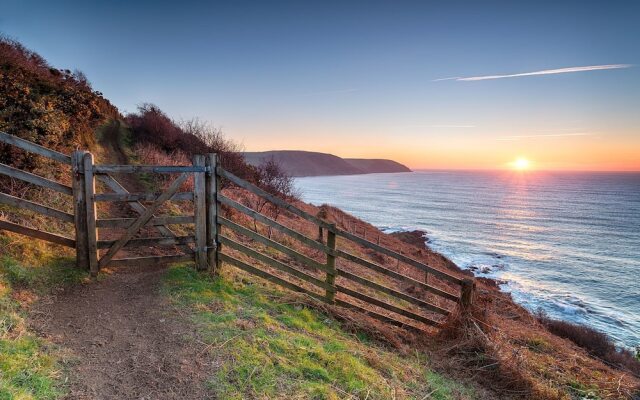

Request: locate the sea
(295, 170), (640, 349)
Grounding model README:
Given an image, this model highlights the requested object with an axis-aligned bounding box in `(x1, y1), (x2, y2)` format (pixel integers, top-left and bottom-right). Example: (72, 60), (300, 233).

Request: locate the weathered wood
(218, 166), (462, 286)
(94, 192), (193, 202)
(0, 162), (72, 195)
(219, 253), (326, 302)
(0, 192), (74, 223)
(219, 235), (335, 292)
(325, 226), (337, 304)
(0, 220), (75, 248)
(71, 151), (88, 269)
(218, 217), (330, 273)
(460, 278), (475, 309)
(334, 228), (463, 285)
(96, 215), (194, 229)
(106, 253), (194, 268)
(0, 131), (72, 165)
(335, 299), (423, 332)
(218, 168), (331, 229)
(334, 248), (459, 302)
(205, 154), (218, 273)
(95, 174), (183, 241)
(97, 235), (195, 249)
(94, 165), (207, 174)
(83, 153), (99, 275)
(336, 269), (450, 315)
(218, 194), (330, 253)
(97, 172), (190, 269)
(193, 155), (207, 271)
(336, 284), (441, 327)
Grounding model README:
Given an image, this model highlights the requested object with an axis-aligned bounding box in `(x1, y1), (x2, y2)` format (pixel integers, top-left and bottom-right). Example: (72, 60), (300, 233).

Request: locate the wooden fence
(0, 131), (474, 331)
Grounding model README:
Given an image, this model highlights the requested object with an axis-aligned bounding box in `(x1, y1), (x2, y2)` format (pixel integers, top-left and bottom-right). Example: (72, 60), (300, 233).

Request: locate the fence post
(205, 153), (218, 274)
(317, 226), (324, 244)
(71, 151), (88, 270)
(193, 155), (207, 271)
(461, 278), (475, 310)
(325, 224), (337, 304)
(82, 152), (99, 276)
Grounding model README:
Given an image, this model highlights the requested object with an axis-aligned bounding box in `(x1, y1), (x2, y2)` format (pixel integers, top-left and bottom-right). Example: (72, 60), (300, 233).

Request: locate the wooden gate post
(205, 153), (219, 274)
(71, 151), (88, 270)
(461, 278), (475, 310)
(193, 155), (207, 271)
(325, 224), (337, 304)
(82, 152), (99, 276)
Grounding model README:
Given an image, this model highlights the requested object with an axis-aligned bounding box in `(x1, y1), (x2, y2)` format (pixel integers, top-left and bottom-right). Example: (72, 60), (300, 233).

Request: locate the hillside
(244, 150), (411, 176)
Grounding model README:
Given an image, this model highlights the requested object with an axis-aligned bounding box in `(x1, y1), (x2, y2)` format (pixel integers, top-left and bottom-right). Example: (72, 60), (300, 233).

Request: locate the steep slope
(244, 150), (362, 176)
(244, 150), (411, 176)
(345, 158), (412, 173)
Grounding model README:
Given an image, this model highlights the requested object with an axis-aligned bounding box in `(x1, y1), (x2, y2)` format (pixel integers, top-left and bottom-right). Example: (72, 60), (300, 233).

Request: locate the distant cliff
(243, 150), (412, 177)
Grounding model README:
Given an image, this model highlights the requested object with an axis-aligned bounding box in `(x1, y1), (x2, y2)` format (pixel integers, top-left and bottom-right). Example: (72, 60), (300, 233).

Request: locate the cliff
(244, 150), (411, 177)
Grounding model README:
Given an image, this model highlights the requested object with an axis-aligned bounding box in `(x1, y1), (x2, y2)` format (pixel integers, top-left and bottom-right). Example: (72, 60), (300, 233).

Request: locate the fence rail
(0, 131), (474, 331)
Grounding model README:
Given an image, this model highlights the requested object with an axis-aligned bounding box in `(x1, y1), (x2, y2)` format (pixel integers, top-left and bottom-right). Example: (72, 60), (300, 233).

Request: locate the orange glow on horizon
(510, 157), (531, 170)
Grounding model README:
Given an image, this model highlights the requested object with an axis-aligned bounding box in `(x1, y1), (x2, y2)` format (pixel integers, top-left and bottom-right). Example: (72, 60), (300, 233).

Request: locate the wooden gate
(77, 152), (219, 275)
(1, 131), (473, 331)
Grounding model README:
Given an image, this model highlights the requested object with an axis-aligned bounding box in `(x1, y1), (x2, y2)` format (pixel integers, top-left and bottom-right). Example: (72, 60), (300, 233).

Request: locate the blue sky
(2, 0), (639, 169)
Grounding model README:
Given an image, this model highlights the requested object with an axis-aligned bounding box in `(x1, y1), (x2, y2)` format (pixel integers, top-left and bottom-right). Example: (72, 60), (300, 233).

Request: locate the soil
(31, 263), (212, 399)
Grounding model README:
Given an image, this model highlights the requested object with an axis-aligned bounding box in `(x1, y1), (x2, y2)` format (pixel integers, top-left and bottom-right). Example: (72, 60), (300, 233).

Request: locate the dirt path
(28, 121), (213, 398)
(31, 264), (213, 399)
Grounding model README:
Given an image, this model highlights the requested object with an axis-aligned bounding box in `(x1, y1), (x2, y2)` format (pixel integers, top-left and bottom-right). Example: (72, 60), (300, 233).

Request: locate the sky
(2, 0), (639, 171)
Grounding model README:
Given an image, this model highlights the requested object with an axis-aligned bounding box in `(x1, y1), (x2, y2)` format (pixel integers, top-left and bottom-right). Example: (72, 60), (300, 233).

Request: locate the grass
(0, 234), (87, 399)
(163, 265), (476, 399)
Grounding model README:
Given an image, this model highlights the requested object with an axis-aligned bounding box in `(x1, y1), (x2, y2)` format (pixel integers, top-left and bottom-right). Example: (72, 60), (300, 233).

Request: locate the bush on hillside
(126, 104), (253, 181)
(537, 311), (640, 376)
(0, 35), (118, 174)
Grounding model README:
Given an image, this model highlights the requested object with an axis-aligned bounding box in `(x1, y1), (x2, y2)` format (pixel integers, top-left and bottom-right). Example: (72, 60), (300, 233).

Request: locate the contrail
(435, 64), (631, 82)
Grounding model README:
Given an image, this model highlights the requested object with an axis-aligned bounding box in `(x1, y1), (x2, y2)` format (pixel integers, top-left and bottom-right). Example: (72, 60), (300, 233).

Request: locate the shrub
(125, 105), (256, 182)
(537, 311), (640, 376)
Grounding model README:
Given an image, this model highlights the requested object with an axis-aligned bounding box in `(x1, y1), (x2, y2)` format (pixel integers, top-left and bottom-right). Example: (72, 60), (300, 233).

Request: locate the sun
(511, 157), (531, 170)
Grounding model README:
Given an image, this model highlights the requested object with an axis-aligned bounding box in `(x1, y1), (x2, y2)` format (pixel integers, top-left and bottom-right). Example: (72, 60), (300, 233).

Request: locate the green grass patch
(0, 238), (87, 399)
(163, 265), (476, 399)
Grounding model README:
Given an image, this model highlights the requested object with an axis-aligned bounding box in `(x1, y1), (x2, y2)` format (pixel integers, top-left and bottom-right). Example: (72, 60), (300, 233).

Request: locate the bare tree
(254, 157), (300, 238)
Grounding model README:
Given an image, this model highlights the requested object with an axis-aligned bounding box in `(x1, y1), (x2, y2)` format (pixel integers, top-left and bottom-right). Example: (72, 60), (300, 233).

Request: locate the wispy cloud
(302, 88), (359, 97)
(434, 64), (632, 82)
(496, 132), (593, 141)
(398, 124), (475, 129)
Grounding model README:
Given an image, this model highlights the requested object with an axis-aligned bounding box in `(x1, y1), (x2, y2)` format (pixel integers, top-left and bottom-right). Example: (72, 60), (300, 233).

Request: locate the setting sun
(511, 157), (531, 170)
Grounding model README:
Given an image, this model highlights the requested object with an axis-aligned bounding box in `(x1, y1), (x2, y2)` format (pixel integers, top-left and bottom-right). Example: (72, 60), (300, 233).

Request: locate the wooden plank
(336, 284), (441, 327)
(335, 228), (463, 285)
(218, 167), (330, 228)
(0, 220), (75, 248)
(106, 253), (194, 268)
(0, 192), (74, 222)
(325, 226), (337, 303)
(218, 166), (461, 285)
(193, 155), (207, 270)
(96, 174), (183, 242)
(219, 253), (326, 302)
(94, 165), (207, 174)
(83, 153), (99, 276)
(0, 131), (72, 165)
(334, 248), (460, 302)
(97, 235), (195, 249)
(205, 153), (218, 273)
(336, 269), (450, 315)
(71, 151), (88, 269)
(219, 235), (335, 292)
(0, 162), (72, 195)
(94, 192), (193, 202)
(218, 216), (329, 273)
(218, 194), (330, 253)
(96, 215), (194, 229)
(97, 172), (190, 269)
(335, 299), (423, 332)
